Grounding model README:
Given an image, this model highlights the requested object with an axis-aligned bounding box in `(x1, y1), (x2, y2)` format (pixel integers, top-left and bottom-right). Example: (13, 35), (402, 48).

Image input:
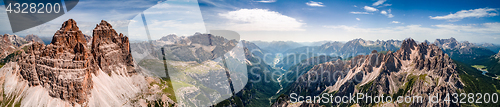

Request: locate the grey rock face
(91, 20), (136, 75)
(131, 33), (237, 63)
(3, 34), (27, 47)
(279, 39), (463, 107)
(0, 34), (16, 59)
(24, 34), (45, 44)
(17, 19), (135, 105)
(434, 37), (475, 50)
(18, 19), (96, 104)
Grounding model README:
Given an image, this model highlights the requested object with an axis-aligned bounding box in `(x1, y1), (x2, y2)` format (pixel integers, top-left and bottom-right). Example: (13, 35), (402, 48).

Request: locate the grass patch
(393, 75), (417, 99)
(1, 93), (23, 107)
(149, 77), (177, 102)
(472, 65), (487, 71)
(160, 77), (177, 102)
(418, 74), (427, 81)
(0, 50), (22, 64)
(391, 75), (419, 107)
(359, 81), (373, 93)
(483, 58), (500, 75)
(378, 51), (389, 55)
(171, 81), (194, 91)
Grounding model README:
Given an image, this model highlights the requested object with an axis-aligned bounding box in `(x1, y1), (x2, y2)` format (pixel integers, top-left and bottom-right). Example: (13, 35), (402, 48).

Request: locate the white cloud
(306, 1), (325, 7)
(356, 18), (360, 21)
(364, 6), (378, 12)
(354, 5), (357, 7)
(127, 0), (207, 40)
(108, 20), (132, 28)
(372, 0), (386, 6)
(381, 10), (387, 15)
(391, 21), (400, 24)
(387, 14), (394, 18)
(350, 12), (370, 14)
(323, 25), (360, 31)
(219, 9), (305, 31)
(323, 23), (500, 43)
(387, 9), (394, 18)
(433, 23), (500, 33)
(255, 0), (276, 3)
(380, 9), (394, 18)
(430, 7), (498, 21)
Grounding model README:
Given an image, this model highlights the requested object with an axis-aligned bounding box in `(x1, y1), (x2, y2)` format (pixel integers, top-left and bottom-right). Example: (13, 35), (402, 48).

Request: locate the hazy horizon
(1, 0), (499, 44)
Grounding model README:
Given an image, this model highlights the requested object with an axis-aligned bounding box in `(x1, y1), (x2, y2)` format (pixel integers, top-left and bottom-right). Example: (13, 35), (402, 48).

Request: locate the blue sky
(0, 0), (161, 41)
(198, 0), (500, 44)
(0, 0), (499, 44)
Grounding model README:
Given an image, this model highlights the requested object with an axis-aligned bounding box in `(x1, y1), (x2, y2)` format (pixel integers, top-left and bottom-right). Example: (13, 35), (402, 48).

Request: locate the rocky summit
(496, 51), (500, 59)
(3, 34), (27, 47)
(24, 34), (45, 45)
(92, 20), (136, 75)
(131, 33), (237, 63)
(276, 39), (463, 107)
(434, 37), (474, 50)
(16, 19), (135, 105)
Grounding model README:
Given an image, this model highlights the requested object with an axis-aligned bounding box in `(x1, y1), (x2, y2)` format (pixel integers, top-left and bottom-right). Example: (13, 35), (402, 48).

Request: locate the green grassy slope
(455, 60), (500, 107)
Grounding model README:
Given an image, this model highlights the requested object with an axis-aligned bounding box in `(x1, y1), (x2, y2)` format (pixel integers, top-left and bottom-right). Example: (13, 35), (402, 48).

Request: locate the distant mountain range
(252, 37), (499, 57)
(241, 40), (277, 65)
(130, 32), (252, 107)
(130, 33), (237, 63)
(233, 38), (500, 107)
(273, 39), (500, 107)
(433, 37), (496, 64)
(251, 41), (304, 53)
(0, 34), (47, 64)
(24, 34), (45, 45)
(249, 38), (498, 70)
(2, 21), (500, 107)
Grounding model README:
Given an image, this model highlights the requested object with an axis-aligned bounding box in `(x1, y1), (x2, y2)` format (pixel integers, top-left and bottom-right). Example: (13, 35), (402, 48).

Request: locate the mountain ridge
(274, 39), (463, 106)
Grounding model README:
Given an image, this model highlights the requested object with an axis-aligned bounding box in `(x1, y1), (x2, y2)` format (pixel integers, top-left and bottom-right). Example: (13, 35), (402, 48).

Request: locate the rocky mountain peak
(397, 38), (418, 60)
(19, 19), (95, 104)
(16, 19), (135, 105)
(400, 38), (417, 50)
(433, 37), (477, 50)
(1, 34), (10, 44)
(3, 34), (27, 47)
(423, 40), (430, 44)
(321, 41), (343, 47)
(160, 34), (177, 41)
(449, 37), (457, 41)
(158, 34), (183, 44)
(94, 20), (113, 30)
(60, 19), (79, 31)
(0, 34), (16, 59)
(92, 20), (135, 75)
(51, 19), (87, 49)
(24, 34), (44, 44)
(283, 38), (461, 107)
